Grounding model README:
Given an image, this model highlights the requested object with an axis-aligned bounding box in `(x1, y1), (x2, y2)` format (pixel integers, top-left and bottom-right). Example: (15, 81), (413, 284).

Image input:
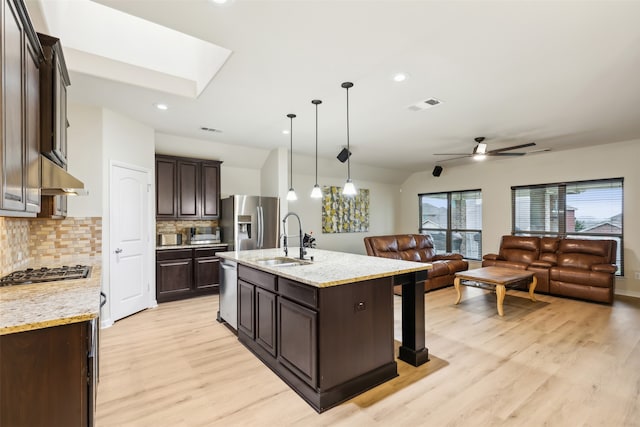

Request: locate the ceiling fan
(433, 137), (537, 162)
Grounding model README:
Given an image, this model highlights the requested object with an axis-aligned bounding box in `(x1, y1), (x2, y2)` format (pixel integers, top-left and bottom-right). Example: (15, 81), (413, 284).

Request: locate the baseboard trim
(614, 289), (640, 299)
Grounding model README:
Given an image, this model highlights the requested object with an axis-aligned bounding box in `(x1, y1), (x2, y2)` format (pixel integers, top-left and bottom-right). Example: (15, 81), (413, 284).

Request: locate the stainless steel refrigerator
(218, 195), (280, 330)
(220, 195), (280, 251)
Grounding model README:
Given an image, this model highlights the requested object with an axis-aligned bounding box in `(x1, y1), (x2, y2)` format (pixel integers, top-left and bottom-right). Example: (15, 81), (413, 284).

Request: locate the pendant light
(341, 82), (357, 196)
(286, 113), (297, 201)
(310, 100), (323, 198)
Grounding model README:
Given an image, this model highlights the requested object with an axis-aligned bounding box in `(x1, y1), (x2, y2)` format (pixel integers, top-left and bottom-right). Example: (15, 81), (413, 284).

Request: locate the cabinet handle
(114, 248), (123, 254)
(4, 193), (21, 201)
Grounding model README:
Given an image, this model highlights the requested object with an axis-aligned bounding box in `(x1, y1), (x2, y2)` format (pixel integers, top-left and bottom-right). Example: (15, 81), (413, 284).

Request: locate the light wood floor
(96, 287), (640, 426)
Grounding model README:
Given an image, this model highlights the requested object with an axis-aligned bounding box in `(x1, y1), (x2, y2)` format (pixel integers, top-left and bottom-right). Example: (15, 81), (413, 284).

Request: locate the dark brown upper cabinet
(1, 0), (43, 217)
(155, 154), (222, 220)
(37, 32), (70, 219)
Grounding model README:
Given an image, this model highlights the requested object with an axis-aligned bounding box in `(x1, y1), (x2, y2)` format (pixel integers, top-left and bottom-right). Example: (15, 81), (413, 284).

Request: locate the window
(512, 178), (623, 274)
(419, 189), (482, 260)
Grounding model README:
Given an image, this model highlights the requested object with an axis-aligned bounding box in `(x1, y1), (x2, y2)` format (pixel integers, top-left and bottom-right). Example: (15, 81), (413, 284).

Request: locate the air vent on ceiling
(407, 97), (444, 111)
(200, 127), (222, 133)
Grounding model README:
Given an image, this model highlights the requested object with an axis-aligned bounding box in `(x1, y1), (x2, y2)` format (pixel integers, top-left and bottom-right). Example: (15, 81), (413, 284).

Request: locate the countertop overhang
(218, 248), (431, 288)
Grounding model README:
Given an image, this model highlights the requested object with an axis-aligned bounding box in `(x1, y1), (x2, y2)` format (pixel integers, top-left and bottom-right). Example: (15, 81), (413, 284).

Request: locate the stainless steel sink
(255, 257), (312, 267)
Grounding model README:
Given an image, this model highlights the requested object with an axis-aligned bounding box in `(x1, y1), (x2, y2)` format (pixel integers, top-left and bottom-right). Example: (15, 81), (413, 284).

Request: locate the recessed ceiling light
(282, 130), (290, 135)
(392, 72), (409, 82)
(210, 0), (233, 4)
(155, 103), (168, 111)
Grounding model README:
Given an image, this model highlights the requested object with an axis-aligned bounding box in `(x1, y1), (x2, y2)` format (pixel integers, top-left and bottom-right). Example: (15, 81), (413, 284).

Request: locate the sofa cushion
(550, 267), (613, 288)
(539, 237), (560, 263)
(499, 236), (540, 264)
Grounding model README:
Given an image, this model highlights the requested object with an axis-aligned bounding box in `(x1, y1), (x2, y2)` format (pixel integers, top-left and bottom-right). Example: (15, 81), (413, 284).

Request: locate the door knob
(115, 248), (123, 254)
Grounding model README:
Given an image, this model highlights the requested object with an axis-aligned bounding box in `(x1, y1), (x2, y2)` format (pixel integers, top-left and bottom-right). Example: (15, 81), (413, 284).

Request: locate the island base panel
(240, 332), (397, 412)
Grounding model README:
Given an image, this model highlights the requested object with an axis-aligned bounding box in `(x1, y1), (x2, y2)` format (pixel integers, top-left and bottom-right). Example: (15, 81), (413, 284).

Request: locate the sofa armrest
(592, 264), (617, 274)
(432, 253), (464, 261)
(530, 260), (555, 268)
(482, 253), (501, 261)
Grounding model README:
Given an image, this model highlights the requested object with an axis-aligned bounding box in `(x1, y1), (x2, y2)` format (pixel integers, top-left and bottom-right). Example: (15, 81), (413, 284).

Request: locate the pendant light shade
(341, 82), (357, 196)
(310, 99), (323, 198)
(286, 113), (297, 201)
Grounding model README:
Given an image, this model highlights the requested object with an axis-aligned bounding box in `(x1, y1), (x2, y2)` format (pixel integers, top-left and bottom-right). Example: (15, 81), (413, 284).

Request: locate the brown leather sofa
(364, 234), (469, 294)
(482, 235), (617, 303)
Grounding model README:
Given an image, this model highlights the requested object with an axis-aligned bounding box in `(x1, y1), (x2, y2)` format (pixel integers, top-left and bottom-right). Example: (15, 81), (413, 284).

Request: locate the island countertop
(218, 248), (431, 288)
(0, 260), (102, 335)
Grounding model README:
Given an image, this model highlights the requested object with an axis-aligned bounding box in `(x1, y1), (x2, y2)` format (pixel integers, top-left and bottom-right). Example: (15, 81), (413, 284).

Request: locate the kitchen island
(218, 248), (431, 412)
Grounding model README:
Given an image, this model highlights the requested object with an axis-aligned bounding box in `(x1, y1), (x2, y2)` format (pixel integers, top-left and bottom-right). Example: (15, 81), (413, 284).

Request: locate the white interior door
(110, 163), (150, 321)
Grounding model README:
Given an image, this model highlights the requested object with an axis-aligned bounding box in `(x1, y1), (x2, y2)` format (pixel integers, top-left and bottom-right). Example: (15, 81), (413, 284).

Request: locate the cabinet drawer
(194, 248), (220, 258)
(156, 249), (192, 261)
(279, 278), (318, 309)
(238, 265), (277, 292)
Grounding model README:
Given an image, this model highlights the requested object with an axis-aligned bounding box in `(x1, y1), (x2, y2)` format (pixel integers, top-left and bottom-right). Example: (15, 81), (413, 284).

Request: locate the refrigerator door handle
(257, 206), (263, 248)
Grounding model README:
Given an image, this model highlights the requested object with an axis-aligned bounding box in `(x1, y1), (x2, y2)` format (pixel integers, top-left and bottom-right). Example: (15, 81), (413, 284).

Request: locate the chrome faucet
(282, 212), (306, 260)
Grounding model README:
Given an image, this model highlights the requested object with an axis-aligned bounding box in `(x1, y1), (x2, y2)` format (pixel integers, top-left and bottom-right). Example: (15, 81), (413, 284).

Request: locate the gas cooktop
(0, 265), (91, 287)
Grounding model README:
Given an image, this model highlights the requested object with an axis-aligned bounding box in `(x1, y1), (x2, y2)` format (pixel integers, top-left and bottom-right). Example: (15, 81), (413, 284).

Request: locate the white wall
(399, 139), (640, 297)
(221, 166), (260, 197)
(288, 153), (401, 255)
(67, 104), (103, 217)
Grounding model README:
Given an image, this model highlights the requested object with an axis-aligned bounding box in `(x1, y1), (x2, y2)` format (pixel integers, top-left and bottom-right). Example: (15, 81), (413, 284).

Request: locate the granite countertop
(0, 259), (102, 335)
(156, 243), (228, 250)
(218, 248), (431, 288)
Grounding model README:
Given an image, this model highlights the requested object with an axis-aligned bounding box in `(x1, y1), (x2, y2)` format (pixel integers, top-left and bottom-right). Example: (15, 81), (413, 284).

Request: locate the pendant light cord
(315, 103), (318, 185)
(290, 116), (293, 188)
(346, 86), (351, 180)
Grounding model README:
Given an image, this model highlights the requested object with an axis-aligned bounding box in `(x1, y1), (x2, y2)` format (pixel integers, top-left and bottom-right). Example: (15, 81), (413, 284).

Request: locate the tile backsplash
(0, 217), (102, 276)
(156, 220), (218, 243)
(0, 218), (31, 276)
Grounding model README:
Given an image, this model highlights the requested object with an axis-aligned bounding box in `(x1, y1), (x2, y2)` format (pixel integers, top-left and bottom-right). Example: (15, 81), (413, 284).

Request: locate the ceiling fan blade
(436, 155), (473, 162)
(489, 152), (527, 156)
(433, 153), (471, 156)
(487, 142), (536, 154)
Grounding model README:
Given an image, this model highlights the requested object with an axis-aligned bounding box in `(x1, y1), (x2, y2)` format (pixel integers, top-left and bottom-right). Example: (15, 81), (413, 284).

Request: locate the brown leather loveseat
(482, 235), (617, 303)
(364, 234), (469, 294)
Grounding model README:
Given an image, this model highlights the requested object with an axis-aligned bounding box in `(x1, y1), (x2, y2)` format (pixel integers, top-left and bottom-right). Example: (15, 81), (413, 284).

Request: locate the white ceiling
(27, 0), (640, 173)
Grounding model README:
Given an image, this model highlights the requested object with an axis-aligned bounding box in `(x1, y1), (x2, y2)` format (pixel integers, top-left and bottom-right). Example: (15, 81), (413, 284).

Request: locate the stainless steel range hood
(40, 155), (86, 196)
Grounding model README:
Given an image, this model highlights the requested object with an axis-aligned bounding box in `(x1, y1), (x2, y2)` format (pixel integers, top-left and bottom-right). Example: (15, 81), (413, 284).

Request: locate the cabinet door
(201, 162), (220, 218)
(156, 258), (193, 302)
(238, 279), (255, 339)
(1, 0), (25, 211)
(0, 322), (88, 426)
(277, 297), (317, 387)
(177, 160), (199, 218)
(194, 256), (219, 291)
(155, 157), (177, 218)
(256, 288), (277, 357)
(24, 36), (40, 213)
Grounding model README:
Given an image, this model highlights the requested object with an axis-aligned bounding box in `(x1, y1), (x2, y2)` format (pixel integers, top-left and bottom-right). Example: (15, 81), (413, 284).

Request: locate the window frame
(511, 177), (624, 275)
(418, 189), (482, 260)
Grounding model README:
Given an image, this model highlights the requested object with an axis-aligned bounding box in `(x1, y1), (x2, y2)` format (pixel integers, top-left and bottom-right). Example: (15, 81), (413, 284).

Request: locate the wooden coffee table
(454, 267), (537, 316)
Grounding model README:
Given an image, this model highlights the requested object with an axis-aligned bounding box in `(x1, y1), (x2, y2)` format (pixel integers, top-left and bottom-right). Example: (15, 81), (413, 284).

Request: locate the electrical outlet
(635, 272), (640, 280)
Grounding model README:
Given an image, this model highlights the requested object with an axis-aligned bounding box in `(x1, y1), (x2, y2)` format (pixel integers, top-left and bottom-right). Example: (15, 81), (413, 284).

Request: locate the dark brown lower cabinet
(277, 297), (317, 386)
(236, 264), (397, 413)
(156, 249), (193, 302)
(256, 287), (278, 357)
(0, 320), (96, 426)
(237, 279), (255, 338)
(156, 246), (226, 303)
